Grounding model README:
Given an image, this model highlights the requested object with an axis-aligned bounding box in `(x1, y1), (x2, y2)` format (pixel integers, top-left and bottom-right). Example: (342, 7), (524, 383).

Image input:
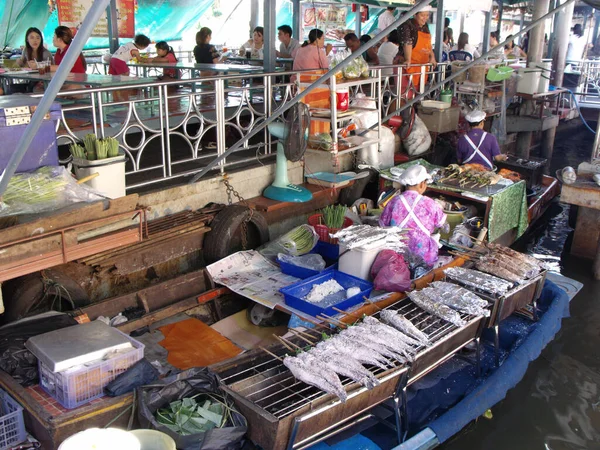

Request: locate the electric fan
(263, 103), (313, 202)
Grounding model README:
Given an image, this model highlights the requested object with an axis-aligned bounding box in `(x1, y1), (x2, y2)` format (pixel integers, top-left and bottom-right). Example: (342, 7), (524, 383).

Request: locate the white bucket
(531, 62), (552, 93)
(129, 430), (176, 450)
(73, 153), (126, 199)
(516, 68), (542, 95)
(338, 241), (386, 281)
(59, 428), (140, 450)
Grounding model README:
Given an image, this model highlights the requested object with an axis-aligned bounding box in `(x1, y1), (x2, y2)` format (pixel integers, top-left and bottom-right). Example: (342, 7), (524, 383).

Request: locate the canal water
(441, 123), (600, 450)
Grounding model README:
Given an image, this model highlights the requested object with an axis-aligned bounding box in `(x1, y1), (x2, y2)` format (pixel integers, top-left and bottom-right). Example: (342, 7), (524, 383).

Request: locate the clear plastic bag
(370, 250), (411, 292)
(259, 224), (319, 259)
(278, 253), (326, 271)
(0, 166), (105, 217)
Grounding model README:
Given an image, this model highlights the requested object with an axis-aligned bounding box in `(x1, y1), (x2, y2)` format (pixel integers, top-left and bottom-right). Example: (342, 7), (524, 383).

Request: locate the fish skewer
(444, 266), (513, 296)
(283, 356), (348, 403)
(379, 309), (431, 346)
(474, 260), (522, 284)
(408, 290), (467, 328)
(421, 287), (490, 318)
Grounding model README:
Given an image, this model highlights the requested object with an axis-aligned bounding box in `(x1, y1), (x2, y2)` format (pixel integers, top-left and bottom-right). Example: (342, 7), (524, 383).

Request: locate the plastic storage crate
(280, 270), (373, 317)
(39, 332), (144, 409)
(0, 389), (26, 450)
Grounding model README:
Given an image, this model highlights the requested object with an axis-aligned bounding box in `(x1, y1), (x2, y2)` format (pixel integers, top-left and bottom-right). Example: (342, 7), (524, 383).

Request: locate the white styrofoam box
(517, 68), (542, 95)
(338, 241), (386, 281)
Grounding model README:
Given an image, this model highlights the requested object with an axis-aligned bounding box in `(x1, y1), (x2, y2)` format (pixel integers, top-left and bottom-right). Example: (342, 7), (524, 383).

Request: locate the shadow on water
(441, 123), (600, 450)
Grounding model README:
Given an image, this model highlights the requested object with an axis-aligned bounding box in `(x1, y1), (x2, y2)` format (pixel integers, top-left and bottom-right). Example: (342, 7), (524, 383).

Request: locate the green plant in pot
(69, 134), (120, 161)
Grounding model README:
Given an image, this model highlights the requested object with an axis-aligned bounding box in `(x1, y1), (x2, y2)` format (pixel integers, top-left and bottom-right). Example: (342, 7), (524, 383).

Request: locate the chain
(222, 174), (254, 250)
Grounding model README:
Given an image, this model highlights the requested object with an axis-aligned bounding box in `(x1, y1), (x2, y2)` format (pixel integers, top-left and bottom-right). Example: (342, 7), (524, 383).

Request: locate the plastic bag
(351, 94), (379, 129)
(258, 224), (319, 259)
(404, 115), (432, 156)
(370, 250), (411, 292)
(278, 253), (326, 271)
(356, 127), (396, 169)
(342, 55), (369, 79)
(105, 359), (159, 397)
(450, 224), (473, 248)
(137, 367), (247, 450)
(0, 166), (105, 217)
(0, 312), (77, 386)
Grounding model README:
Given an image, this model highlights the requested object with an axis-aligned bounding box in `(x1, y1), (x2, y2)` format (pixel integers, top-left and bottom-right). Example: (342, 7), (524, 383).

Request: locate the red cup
(336, 88), (349, 111)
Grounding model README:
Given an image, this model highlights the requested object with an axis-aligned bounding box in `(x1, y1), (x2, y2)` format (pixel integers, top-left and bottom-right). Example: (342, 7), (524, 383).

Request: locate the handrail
(187, 0), (436, 184)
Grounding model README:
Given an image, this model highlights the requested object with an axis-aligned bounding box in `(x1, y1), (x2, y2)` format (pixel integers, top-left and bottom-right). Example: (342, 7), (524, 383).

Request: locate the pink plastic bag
(370, 250), (411, 292)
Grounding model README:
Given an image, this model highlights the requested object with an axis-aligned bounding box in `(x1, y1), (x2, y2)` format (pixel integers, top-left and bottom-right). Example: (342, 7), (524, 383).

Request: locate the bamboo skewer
(332, 306), (362, 320)
(291, 328), (320, 341)
(318, 314), (348, 328)
(274, 335), (296, 352)
(260, 346), (284, 361)
(300, 316), (330, 330)
(289, 329), (316, 345)
(365, 296), (382, 311)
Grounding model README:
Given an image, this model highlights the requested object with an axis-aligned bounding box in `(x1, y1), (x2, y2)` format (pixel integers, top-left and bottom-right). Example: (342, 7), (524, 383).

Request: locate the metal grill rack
(217, 296), (487, 450)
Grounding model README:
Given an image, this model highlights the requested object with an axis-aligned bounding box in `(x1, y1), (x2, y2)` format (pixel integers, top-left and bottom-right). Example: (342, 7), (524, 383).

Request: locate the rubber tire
(338, 169), (378, 207)
(203, 205), (270, 264)
(2, 269), (90, 324)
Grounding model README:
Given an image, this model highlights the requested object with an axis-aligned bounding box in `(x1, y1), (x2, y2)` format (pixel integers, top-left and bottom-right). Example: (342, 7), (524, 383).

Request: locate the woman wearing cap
(457, 110), (507, 170)
(379, 165), (448, 266)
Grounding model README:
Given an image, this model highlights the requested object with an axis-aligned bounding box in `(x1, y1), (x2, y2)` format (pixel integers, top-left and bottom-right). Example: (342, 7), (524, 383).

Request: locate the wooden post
(552, 0), (575, 88)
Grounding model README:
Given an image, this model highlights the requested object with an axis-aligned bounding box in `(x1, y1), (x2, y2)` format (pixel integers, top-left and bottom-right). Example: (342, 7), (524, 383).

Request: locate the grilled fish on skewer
(487, 252), (538, 278)
(408, 290), (467, 328)
(305, 348), (380, 389)
(358, 317), (421, 347)
(444, 267), (513, 296)
(378, 310), (431, 346)
(486, 243), (545, 271)
(340, 327), (410, 363)
(431, 281), (489, 309)
(479, 255), (529, 280)
(475, 260), (522, 284)
(283, 355), (348, 402)
(317, 337), (391, 371)
(348, 324), (416, 361)
(421, 287), (490, 318)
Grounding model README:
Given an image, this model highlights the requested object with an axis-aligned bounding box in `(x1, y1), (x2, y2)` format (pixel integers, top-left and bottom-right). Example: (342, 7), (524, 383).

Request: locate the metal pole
(189, 0), (436, 184)
(355, 4), (362, 37)
(519, 11), (525, 46)
(435, 0), (445, 64)
(497, 1), (504, 35)
(292, 0), (301, 41)
(547, 0), (559, 59)
(106, 0), (119, 54)
(0, 0), (111, 198)
(263, 0), (276, 73)
(593, 11), (600, 49)
(552, 0), (575, 88)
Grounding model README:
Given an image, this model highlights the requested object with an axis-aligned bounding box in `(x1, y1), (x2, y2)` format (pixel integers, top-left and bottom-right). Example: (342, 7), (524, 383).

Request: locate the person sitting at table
(108, 34), (151, 76)
(457, 110), (507, 170)
(292, 29), (332, 71)
(276, 25), (300, 58)
(239, 26), (264, 59)
(193, 27), (221, 64)
(51, 26), (86, 74)
(378, 30), (400, 76)
(17, 27), (53, 69)
(150, 41), (179, 79)
(344, 33), (362, 54)
(359, 34), (380, 65)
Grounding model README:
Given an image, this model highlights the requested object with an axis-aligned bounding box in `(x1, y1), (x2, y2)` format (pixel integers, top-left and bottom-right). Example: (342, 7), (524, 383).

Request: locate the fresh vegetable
(2, 166), (68, 205)
(155, 393), (235, 436)
(83, 134), (97, 160)
(69, 143), (86, 159)
(321, 205), (347, 229)
(281, 225), (318, 255)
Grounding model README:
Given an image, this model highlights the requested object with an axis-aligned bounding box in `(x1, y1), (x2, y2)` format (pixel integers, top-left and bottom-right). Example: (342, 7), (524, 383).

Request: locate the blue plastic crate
(277, 257), (337, 280)
(315, 240), (339, 261)
(280, 270), (373, 317)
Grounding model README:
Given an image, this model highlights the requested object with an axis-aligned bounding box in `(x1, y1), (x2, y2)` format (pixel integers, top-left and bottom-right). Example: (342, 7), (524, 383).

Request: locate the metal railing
(32, 63), (447, 192)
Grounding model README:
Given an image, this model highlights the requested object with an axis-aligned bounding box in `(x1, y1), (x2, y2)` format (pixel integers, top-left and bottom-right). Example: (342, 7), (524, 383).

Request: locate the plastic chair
(449, 50), (473, 62)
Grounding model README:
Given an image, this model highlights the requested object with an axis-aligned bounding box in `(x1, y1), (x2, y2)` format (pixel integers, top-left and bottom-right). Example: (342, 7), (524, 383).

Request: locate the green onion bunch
(321, 204), (347, 229)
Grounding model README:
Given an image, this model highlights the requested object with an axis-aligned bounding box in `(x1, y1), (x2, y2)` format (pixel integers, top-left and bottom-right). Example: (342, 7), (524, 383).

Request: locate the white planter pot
(73, 153), (126, 199)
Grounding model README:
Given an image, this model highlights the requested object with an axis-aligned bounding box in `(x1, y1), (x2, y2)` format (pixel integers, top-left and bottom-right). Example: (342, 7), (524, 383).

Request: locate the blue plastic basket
(315, 240), (339, 261)
(277, 258), (337, 279)
(280, 270), (373, 317)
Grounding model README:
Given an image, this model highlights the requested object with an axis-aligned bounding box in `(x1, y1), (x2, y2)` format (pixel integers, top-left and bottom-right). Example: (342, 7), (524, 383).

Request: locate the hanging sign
(57, 0), (135, 38)
(301, 3), (348, 41)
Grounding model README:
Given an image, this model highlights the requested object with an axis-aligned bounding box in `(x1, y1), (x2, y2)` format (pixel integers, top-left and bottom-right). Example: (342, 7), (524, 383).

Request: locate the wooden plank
(561, 183), (600, 210)
(117, 296), (200, 333)
(0, 195), (139, 245)
(76, 270), (208, 320)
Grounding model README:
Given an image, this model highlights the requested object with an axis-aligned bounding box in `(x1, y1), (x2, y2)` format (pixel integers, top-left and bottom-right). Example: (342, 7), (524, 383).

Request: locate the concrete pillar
(355, 4), (362, 37)
(435, 0), (445, 63)
(292, 0), (301, 41)
(517, 0), (551, 160)
(552, 0), (575, 88)
(519, 12), (525, 46)
(547, 0), (559, 59)
(106, 0), (119, 53)
(483, 11), (492, 54)
(250, 0), (259, 31)
(263, 0), (276, 73)
(593, 11), (600, 48)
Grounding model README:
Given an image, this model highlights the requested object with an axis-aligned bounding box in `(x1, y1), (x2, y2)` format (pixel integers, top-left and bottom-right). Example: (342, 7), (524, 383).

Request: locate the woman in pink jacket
(292, 29), (332, 71)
